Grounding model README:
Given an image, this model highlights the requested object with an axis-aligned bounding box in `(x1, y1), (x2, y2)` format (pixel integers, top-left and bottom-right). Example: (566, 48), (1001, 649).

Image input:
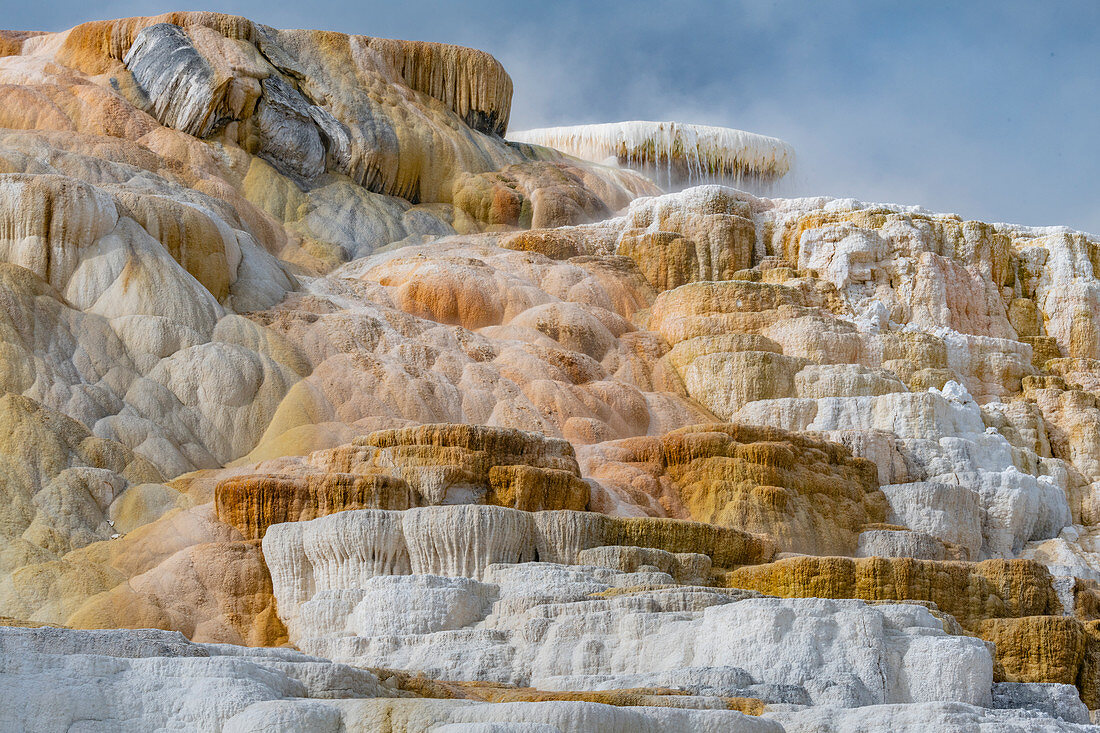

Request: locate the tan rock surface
(723, 556), (1062, 632)
(978, 615), (1100, 708)
(583, 423), (886, 555)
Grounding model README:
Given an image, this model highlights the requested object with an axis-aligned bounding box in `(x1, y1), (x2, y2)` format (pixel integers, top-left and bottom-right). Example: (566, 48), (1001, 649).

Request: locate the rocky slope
(0, 10), (1099, 732)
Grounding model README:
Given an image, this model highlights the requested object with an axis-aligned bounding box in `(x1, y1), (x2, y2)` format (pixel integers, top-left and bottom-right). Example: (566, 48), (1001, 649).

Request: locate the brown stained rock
(617, 209), (756, 293)
(453, 162), (630, 230)
(0, 616), (66, 628)
(355, 424), (581, 474)
(570, 513), (777, 569)
(724, 556), (1060, 632)
(499, 229), (589, 260)
(370, 670), (766, 712)
(586, 423), (886, 556)
(977, 615), (1100, 708)
(1021, 336), (1062, 367)
(619, 231), (702, 292)
(979, 616), (1086, 686)
(577, 545), (712, 584)
(469, 686), (765, 714)
(1081, 621), (1100, 709)
(215, 473), (421, 540)
(0, 30), (41, 58)
(220, 425), (588, 523)
(487, 465), (590, 512)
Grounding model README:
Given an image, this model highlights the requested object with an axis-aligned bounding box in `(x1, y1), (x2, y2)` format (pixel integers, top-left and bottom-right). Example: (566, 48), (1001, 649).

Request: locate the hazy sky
(9, 1), (1100, 232)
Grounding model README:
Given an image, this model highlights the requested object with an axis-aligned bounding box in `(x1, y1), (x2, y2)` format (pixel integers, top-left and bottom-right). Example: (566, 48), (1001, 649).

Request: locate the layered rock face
(214, 425), (592, 539)
(2, 10), (1100, 732)
(583, 423), (887, 555)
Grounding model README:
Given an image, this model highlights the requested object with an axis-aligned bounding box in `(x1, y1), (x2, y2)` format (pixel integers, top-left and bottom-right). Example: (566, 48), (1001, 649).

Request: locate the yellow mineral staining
(372, 671), (768, 714)
(218, 425), (590, 535)
(362, 37), (513, 136)
(486, 465), (590, 512)
(980, 616), (1087, 686)
(617, 198), (757, 291)
(648, 279), (842, 345)
(0, 390), (163, 563)
(977, 616), (1100, 708)
(724, 556), (1061, 632)
(68, 539), (287, 646)
(587, 513), (776, 569)
(215, 473), (420, 540)
(588, 423), (885, 555)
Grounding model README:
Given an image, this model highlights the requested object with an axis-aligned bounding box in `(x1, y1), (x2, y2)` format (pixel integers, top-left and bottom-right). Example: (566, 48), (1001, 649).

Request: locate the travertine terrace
(0, 10), (1099, 732)
(510, 121), (795, 191)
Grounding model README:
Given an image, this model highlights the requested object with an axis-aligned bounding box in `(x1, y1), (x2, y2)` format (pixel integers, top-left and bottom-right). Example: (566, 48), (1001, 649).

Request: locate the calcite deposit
(509, 121), (795, 191)
(0, 9), (1099, 732)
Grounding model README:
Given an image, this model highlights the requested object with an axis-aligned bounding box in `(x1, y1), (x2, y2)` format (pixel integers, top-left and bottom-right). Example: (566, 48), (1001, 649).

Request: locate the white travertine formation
(264, 511), (995, 709)
(402, 505), (538, 578)
(1023, 525), (1100, 583)
(1, 625), (1089, 732)
(510, 121), (795, 190)
(263, 505), (767, 637)
(765, 702), (1095, 733)
(877, 482), (984, 554)
(224, 698), (784, 733)
(0, 627), (386, 732)
(856, 529), (947, 560)
(733, 382), (1072, 558)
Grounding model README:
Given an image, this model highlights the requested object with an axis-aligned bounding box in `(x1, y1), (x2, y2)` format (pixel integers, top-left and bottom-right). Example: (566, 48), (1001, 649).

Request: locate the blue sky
(9, 1), (1100, 233)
